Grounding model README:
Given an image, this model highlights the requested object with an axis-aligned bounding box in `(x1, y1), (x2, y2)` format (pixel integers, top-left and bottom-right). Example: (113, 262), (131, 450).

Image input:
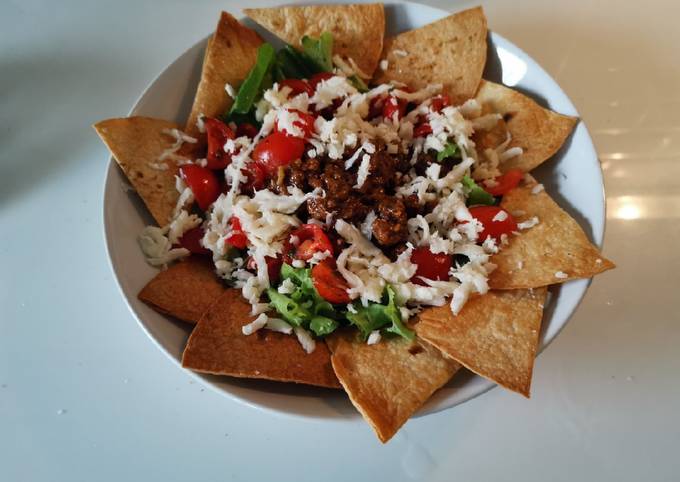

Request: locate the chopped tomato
(241, 161), (268, 192)
(382, 95), (407, 120)
(179, 226), (210, 255)
(280, 78), (314, 97)
(368, 95), (386, 119)
(410, 247), (452, 286)
(311, 259), (351, 304)
(413, 122), (432, 137)
(235, 122), (259, 139)
(180, 164), (221, 210)
(308, 72), (334, 90)
(468, 206), (518, 243)
(430, 94), (451, 112)
(253, 132), (306, 174)
(225, 217), (248, 249)
(204, 118), (235, 169)
(275, 109), (316, 138)
(290, 224), (334, 261)
(483, 169), (524, 196)
(247, 255), (283, 284)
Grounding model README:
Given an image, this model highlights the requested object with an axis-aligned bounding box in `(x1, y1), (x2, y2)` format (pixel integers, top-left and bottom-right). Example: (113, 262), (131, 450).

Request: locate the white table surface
(2, 0), (678, 480)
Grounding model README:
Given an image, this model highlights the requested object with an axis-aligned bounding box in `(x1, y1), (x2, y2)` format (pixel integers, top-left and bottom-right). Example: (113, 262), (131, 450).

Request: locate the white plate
(103, 2), (605, 419)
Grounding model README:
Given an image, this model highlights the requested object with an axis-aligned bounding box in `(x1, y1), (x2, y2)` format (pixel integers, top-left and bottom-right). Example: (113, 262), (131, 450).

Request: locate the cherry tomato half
(241, 161), (268, 192)
(246, 255), (283, 284)
(180, 164), (221, 211)
(468, 206), (518, 243)
(410, 247), (452, 286)
(235, 122), (259, 139)
(308, 72), (334, 90)
(179, 226), (210, 255)
(204, 118), (235, 170)
(280, 78), (314, 97)
(382, 96), (407, 121)
(311, 259), (351, 304)
(430, 94), (451, 112)
(290, 224), (334, 261)
(275, 109), (316, 138)
(483, 169), (524, 196)
(413, 122), (432, 137)
(225, 217), (248, 249)
(252, 132), (306, 174)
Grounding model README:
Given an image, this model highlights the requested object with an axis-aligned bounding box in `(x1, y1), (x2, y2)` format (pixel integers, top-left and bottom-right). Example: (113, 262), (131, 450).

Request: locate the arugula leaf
(462, 175), (496, 206)
(436, 142), (461, 162)
(229, 43), (275, 115)
(300, 32), (333, 72)
(346, 286), (415, 340)
(273, 45), (319, 81)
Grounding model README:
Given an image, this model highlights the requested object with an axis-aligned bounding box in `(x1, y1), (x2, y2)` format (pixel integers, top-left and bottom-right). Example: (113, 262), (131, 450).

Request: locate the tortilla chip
(475, 80), (578, 173)
(94, 117), (191, 225)
(327, 332), (459, 443)
(182, 289), (340, 388)
(185, 12), (263, 136)
(244, 3), (385, 77)
(489, 176), (615, 289)
(138, 256), (225, 323)
(373, 7), (487, 105)
(416, 288), (547, 397)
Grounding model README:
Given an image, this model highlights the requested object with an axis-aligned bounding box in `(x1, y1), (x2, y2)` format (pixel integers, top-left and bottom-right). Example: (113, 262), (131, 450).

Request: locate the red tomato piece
(430, 94), (451, 112)
(311, 259), (351, 304)
(410, 247), (452, 286)
(235, 122), (259, 139)
(367, 96), (386, 119)
(483, 169), (524, 196)
(246, 255), (283, 284)
(382, 96), (407, 120)
(179, 226), (210, 255)
(413, 122), (432, 137)
(225, 217), (248, 249)
(180, 164), (221, 211)
(204, 118), (235, 169)
(280, 78), (314, 97)
(308, 72), (334, 90)
(252, 132), (306, 173)
(290, 224), (334, 261)
(241, 161), (268, 192)
(468, 206), (518, 243)
(275, 109), (316, 138)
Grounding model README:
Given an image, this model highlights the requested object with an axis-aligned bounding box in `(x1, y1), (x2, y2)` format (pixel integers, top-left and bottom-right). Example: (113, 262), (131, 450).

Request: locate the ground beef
(286, 144), (427, 248)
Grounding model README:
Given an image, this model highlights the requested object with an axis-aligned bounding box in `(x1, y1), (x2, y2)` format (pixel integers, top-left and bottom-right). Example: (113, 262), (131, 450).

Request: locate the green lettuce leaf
(300, 32), (333, 72)
(436, 142), (460, 162)
(346, 286), (415, 340)
(462, 175), (496, 206)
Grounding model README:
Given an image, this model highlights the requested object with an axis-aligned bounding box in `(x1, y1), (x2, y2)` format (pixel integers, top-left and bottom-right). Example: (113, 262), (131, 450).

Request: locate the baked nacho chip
(327, 331), (459, 443)
(244, 3), (385, 77)
(138, 256), (225, 323)
(185, 12), (263, 136)
(416, 288), (547, 397)
(182, 289), (340, 388)
(489, 176), (615, 289)
(475, 80), (578, 173)
(373, 6), (487, 105)
(94, 117), (191, 225)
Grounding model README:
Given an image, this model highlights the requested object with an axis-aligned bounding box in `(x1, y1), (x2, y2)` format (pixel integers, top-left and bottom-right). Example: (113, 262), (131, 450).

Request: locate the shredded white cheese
(555, 271), (569, 279)
(367, 331), (382, 345)
(517, 216), (540, 230)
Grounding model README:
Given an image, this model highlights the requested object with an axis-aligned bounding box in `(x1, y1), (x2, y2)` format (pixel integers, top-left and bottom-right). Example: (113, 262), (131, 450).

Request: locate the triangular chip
(185, 12), (263, 136)
(327, 331), (459, 443)
(138, 256), (225, 323)
(474, 80), (578, 172)
(94, 117), (191, 225)
(182, 289), (340, 388)
(244, 3), (385, 77)
(416, 289), (547, 397)
(373, 7), (487, 105)
(489, 176), (615, 289)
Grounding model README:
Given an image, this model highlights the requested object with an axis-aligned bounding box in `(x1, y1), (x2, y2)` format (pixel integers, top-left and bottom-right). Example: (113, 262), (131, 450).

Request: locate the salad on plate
(95, 4), (614, 442)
